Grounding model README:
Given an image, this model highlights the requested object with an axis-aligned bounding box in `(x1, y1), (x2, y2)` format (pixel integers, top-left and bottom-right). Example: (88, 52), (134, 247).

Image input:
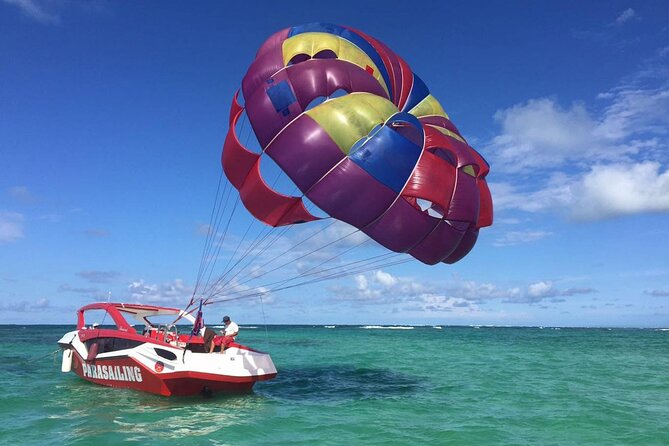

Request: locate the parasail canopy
(222, 23), (493, 266)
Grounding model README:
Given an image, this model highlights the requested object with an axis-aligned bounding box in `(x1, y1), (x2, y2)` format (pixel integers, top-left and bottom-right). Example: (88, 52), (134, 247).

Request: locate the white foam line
(360, 325), (414, 330)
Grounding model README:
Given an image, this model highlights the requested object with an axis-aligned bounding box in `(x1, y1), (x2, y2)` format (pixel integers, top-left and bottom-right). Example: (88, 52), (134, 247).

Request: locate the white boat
(58, 302), (276, 396)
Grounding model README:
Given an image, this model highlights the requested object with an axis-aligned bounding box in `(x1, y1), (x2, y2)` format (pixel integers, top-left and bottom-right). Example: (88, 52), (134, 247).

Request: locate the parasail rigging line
(211, 250), (402, 302)
(196, 110), (260, 301)
(200, 192), (241, 297)
(204, 255), (413, 306)
(218, 234), (373, 299)
(200, 167), (297, 300)
(202, 223), (291, 301)
(209, 223), (363, 298)
(193, 179), (235, 298)
(214, 218), (338, 296)
(191, 170), (225, 301)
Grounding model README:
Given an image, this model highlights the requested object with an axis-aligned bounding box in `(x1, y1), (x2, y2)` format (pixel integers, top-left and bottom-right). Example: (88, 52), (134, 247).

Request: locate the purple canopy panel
(444, 228), (479, 264)
(265, 114), (345, 193)
(408, 221), (465, 265)
(255, 28), (290, 59)
(242, 32), (289, 102)
(245, 69), (302, 148)
(363, 197), (440, 253)
(288, 59), (389, 108)
(447, 172), (480, 225)
(245, 59), (390, 149)
(307, 158), (397, 228)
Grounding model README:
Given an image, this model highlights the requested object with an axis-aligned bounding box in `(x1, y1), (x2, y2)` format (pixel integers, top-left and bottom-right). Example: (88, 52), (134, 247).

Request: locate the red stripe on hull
(70, 350), (274, 397)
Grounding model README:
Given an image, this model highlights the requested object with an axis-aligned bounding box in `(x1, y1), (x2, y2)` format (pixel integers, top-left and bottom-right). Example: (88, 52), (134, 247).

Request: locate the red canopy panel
(402, 150), (456, 213)
(222, 96), (320, 227)
(476, 180), (493, 228)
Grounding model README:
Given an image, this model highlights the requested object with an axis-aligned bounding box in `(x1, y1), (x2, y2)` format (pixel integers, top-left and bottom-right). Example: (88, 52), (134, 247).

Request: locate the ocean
(1, 324), (668, 445)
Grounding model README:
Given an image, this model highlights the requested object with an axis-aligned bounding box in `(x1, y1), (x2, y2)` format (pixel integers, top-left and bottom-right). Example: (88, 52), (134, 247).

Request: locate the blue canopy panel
(401, 73), (429, 113)
(348, 113), (424, 194)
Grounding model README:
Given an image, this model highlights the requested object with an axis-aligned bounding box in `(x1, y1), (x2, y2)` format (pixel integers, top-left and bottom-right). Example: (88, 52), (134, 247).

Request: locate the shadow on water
(258, 365), (423, 403)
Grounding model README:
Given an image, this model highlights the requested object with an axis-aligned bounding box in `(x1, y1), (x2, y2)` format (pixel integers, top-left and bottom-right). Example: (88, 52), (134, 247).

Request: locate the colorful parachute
(222, 23), (493, 265)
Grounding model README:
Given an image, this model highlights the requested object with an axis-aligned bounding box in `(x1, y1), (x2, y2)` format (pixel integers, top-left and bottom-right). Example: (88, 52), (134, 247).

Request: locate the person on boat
(202, 326), (217, 353)
(209, 315), (238, 353)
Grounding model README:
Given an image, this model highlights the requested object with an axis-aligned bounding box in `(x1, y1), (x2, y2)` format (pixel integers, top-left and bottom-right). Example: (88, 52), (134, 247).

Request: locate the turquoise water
(1, 325), (668, 445)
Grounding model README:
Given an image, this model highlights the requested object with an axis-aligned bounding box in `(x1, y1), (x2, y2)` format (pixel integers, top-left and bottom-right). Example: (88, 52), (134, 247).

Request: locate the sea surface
(1, 324), (668, 445)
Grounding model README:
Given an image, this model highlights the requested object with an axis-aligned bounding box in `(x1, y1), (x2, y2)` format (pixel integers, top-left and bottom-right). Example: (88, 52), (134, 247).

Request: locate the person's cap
(222, 316), (230, 322)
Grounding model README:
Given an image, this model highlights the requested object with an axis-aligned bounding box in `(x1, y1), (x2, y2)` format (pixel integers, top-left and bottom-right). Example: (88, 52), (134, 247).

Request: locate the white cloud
(490, 177), (574, 213)
(59, 284), (101, 295)
(128, 279), (192, 305)
(488, 52), (669, 221)
(528, 281), (553, 297)
(0, 298), (50, 312)
(8, 186), (37, 203)
(354, 274), (368, 291)
(0, 211), (24, 243)
(489, 96), (655, 174)
(196, 223), (213, 236)
(615, 8), (637, 25)
(645, 289), (669, 297)
(331, 269), (430, 303)
(506, 281), (597, 303)
(83, 229), (110, 238)
(374, 270), (397, 287)
(76, 270), (120, 284)
(572, 162), (669, 220)
(332, 271), (594, 311)
(492, 161), (669, 221)
(597, 87), (669, 143)
(493, 230), (553, 247)
(3, 0), (60, 24)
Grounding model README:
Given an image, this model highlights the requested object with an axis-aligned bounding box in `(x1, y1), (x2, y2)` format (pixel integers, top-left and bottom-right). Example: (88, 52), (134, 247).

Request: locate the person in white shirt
(209, 315), (239, 353)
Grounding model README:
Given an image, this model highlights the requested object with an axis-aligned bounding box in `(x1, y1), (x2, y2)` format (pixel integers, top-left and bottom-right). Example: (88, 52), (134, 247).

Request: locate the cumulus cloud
(333, 272), (596, 310)
(505, 281), (597, 303)
(0, 298), (50, 312)
(374, 270), (398, 287)
(8, 186), (37, 203)
(493, 230), (553, 247)
(488, 51), (669, 221)
(128, 279), (192, 305)
(205, 278), (275, 305)
(488, 92), (665, 174)
(76, 270), (120, 284)
(490, 98), (613, 172)
(492, 162), (669, 221)
(196, 223), (213, 236)
(614, 8), (637, 25)
(0, 211), (24, 243)
(571, 162), (669, 220)
(83, 229), (110, 238)
(58, 284), (100, 295)
(2, 0), (60, 24)
(332, 269), (431, 303)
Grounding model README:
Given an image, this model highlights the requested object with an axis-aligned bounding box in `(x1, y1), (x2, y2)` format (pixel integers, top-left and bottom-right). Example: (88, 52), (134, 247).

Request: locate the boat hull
(69, 350), (275, 396)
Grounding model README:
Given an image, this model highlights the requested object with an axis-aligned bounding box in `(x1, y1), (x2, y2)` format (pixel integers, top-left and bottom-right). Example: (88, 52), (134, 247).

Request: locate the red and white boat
(57, 302), (277, 396)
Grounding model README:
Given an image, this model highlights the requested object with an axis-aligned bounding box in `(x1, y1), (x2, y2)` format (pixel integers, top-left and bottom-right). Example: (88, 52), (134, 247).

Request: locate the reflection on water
(47, 363), (422, 441)
(54, 379), (270, 441)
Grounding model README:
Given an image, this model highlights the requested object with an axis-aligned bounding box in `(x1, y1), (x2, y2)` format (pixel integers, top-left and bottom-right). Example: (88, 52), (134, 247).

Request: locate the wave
(433, 326), (443, 329)
(324, 325), (336, 329)
(360, 325), (414, 330)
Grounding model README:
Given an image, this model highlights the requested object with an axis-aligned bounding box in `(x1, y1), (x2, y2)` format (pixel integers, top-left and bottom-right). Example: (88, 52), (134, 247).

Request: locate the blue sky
(1, 1), (668, 327)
